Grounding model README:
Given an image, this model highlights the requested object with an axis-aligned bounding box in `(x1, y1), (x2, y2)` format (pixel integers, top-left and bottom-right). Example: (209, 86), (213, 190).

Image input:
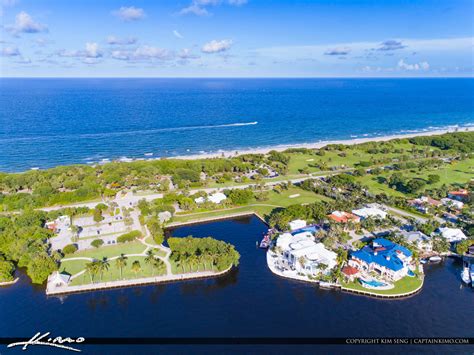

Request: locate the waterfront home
(328, 211), (361, 224)
(208, 192), (227, 204)
(349, 238), (412, 281)
(401, 231), (432, 252)
(448, 189), (470, 202)
(276, 232), (337, 276)
(289, 219), (307, 231)
(441, 198), (464, 210)
(341, 265), (360, 282)
(437, 227), (467, 243)
(352, 206), (387, 220)
(408, 196), (441, 213)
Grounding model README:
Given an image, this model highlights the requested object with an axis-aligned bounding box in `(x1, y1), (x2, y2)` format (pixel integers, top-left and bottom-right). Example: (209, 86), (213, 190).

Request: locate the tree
(152, 258), (166, 276)
(144, 249), (155, 275)
(91, 239), (104, 248)
(147, 217), (164, 245)
(115, 254), (128, 279)
(62, 244), (78, 254)
(131, 260), (141, 275)
(85, 261), (100, 283)
(99, 257), (110, 281)
(93, 208), (104, 223)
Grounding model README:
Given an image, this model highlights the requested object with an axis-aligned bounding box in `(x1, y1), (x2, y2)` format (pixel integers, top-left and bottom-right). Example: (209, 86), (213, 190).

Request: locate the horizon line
(1, 76), (473, 79)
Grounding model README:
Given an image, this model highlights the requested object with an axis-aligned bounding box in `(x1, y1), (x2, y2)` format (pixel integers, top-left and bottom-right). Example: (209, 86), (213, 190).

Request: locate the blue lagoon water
(0, 78), (473, 171)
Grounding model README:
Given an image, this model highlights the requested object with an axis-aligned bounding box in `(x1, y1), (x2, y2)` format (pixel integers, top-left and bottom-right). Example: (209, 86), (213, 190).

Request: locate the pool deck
(46, 265), (233, 296)
(266, 250), (425, 299)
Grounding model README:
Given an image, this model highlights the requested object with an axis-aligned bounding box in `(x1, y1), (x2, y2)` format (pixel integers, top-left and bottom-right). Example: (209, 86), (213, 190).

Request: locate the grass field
(341, 275), (423, 296)
(172, 187), (332, 224)
(65, 241), (147, 259)
(66, 255), (167, 286)
(355, 157), (474, 197)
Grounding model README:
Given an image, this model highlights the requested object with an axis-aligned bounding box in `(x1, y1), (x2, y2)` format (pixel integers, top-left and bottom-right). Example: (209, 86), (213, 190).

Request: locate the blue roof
(352, 238), (412, 272)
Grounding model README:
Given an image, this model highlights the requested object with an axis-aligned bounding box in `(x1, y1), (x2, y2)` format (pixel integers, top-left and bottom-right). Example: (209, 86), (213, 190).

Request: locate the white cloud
(6, 11), (48, 34)
(397, 59), (430, 71)
(111, 45), (172, 61)
(202, 39), (233, 53)
(173, 30), (184, 39)
(1, 46), (20, 56)
(179, 0), (246, 16)
(58, 42), (103, 59)
(178, 48), (199, 59)
(107, 36), (137, 45)
(112, 6), (146, 22)
(179, 4), (210, 16)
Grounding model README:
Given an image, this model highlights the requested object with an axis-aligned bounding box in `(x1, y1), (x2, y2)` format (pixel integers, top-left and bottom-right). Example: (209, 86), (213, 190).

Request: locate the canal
(0, 216), (473, 353)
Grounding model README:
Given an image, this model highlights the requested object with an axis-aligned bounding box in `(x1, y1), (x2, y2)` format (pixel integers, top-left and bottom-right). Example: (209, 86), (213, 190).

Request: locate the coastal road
(38, 172), (339, 212)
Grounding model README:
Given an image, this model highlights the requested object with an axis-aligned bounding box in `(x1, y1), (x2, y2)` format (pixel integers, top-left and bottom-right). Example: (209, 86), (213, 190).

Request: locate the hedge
(117, 230), (142, 243)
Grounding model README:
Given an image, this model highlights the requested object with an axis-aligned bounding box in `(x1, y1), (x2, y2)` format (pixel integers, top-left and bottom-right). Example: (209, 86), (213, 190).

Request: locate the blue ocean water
(0, 78), (473, 172)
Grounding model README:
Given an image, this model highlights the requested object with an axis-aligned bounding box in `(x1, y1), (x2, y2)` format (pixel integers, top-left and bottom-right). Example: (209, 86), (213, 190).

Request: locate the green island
(0, 131), (472, 297)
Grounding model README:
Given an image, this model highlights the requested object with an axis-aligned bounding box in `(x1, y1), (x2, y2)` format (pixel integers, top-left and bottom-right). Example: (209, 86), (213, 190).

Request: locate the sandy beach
(171, 126), (474, 161)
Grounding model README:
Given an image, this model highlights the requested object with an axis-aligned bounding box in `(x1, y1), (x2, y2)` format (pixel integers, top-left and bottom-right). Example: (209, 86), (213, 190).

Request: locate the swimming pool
(359, 278), (387, 288)
(407, 270), (415, 277)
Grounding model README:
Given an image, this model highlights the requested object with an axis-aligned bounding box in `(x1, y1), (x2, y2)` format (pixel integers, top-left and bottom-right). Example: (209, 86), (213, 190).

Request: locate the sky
(0, 0), (473, 77)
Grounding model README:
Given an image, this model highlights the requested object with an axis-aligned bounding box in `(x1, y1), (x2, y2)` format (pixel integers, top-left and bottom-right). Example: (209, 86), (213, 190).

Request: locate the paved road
(382, 204), (443, 224)
(39, 172), (339, 212)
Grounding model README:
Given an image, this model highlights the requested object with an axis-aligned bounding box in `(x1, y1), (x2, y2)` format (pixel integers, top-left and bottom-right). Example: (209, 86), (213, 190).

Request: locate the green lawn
(171, 186), (331, 225)
(68, 255), (167, 286)
(65, 241), (147, 259)
(355, 157), (474, 197)
(341, 275), (423, 296)
(59, 259), (90, 276)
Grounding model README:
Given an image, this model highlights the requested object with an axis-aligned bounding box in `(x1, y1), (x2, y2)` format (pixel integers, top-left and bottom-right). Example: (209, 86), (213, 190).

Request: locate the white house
(352, 207), (387, 220)
(438, 227), (467, 243)
(276, 232), (337, 276)
(289, 219), (307, 231)
(194, 196), (206, 204)
(208, 192), (227, 204)
(401, 231), (432, 252)
(441, 198), (464, 210)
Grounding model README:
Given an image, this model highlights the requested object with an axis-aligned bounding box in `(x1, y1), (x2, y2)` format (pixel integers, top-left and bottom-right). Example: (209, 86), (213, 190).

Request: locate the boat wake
(0, 121), (258, 143)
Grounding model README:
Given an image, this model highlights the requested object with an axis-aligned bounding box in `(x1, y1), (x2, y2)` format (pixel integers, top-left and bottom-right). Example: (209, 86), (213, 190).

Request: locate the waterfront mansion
(348, 238), (413, 281)
(276, 232), (337, 276)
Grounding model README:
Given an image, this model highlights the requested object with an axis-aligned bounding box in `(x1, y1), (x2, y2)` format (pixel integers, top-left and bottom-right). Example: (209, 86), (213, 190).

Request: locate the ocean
(0, 78), (473, 172)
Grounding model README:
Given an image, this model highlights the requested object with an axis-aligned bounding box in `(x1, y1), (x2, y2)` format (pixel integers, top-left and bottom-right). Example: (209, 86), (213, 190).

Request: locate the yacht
(461, 262), (470, 284)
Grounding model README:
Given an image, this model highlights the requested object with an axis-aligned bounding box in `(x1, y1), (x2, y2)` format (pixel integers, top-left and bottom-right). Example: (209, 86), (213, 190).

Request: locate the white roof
(194, 196), (206, 204)
(208, 192), (227, 204)
(439, 228), (467, 242)
(276, 233), (293, 249)
(441, 198), (464, 209)
(51, 272), (70, 285)
(290, 243), (337, 270)
(289, 219), (307, 231)
(352, 207), (387, 219)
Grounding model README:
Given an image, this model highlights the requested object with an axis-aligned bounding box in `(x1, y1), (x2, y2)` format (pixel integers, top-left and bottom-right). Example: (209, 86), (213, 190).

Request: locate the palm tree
(85, 261), (99, 283)
(115, 254), (128, 280)
(144, 249), (155, 275)
(99, 257), (110, 281)
(188, 255), (198, 272)
(131, 260), (141, 276)
(152, 259), (166, 276)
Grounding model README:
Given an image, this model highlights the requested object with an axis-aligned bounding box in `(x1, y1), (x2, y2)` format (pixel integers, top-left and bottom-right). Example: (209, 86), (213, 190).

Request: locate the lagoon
(0, 216), (473, 352)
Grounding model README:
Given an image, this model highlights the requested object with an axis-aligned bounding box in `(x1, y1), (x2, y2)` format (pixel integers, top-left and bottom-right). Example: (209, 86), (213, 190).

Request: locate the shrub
(62, 244), (78, 254)
(117, 230), (142, 243)
(91, 239), (104, 248)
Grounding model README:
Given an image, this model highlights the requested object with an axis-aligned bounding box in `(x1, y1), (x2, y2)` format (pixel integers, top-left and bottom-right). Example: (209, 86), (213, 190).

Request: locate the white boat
(420, 259), (427, 264)
(429, 256), (442, 262)
(471, 264), (474, 287)
(461, 266), (470, 284)
(144, 152), (153, 156)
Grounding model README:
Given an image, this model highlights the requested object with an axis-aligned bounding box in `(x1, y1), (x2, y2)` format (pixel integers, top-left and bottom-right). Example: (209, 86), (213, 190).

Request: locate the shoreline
(170, 126), (474, 161)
